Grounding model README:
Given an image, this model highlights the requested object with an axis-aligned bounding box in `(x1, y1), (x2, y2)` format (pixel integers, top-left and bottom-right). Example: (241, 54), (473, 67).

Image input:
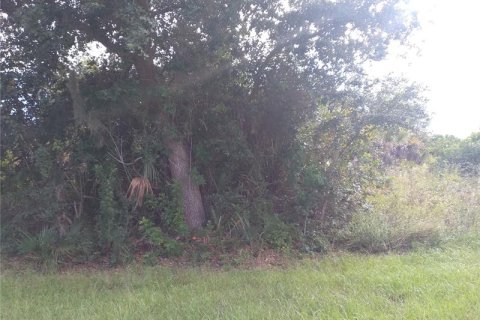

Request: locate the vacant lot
(2, 242), (479, 320)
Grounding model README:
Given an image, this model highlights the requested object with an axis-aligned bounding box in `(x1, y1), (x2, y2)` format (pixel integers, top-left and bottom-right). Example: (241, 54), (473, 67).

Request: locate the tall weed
(340, 164), (480, 252)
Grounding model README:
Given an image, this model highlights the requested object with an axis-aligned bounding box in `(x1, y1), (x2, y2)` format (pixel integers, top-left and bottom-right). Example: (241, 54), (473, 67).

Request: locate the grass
(2, 240), (479, 320)
(339, 164), (480, 252)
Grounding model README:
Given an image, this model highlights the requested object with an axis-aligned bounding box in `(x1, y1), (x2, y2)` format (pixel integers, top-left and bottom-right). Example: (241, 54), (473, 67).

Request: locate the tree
(429, 132), (480, 174)
(1, 0), (421, 237)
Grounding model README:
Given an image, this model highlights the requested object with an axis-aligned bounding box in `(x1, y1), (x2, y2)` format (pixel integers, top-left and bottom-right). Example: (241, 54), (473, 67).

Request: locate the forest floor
(1, 239), (479, 320)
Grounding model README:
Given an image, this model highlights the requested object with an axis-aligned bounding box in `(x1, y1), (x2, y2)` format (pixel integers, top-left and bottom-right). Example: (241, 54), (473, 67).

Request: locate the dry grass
(339, 164), (480, 252)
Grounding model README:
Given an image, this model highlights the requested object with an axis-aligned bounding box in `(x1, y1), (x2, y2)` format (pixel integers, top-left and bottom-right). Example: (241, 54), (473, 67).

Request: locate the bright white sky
(367, 0), (480, 138)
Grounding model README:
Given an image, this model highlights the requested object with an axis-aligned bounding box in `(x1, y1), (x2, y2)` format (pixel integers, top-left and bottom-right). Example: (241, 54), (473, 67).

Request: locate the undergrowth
(339, 164), (480, 252)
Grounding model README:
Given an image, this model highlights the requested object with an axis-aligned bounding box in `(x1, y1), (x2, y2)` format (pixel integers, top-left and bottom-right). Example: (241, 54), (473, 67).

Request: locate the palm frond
(127, 176), (153, 208)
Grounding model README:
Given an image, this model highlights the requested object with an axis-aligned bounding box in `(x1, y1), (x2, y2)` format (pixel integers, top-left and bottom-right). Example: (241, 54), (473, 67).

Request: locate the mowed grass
(1, 242), (479, 320)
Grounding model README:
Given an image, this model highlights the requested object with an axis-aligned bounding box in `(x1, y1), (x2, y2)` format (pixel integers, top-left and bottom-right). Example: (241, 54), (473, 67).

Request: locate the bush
(94, 164), (131, 265)
(139, 217), (184, 259)
(261, 214), (296, 249)
(16, 225), (96, 271)
(301, 227), (331, 253)
(141, 184), (188, 236)
(17, 228), (66, 271)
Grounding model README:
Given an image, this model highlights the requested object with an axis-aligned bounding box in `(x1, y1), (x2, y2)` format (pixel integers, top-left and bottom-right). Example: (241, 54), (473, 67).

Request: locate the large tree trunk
(133, 57), (206, 230)
(89, 5), (206, 230)
(166, 139), (205, 229)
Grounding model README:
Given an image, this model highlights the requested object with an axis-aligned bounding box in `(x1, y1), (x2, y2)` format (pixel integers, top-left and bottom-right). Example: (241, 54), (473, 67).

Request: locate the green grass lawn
(1, 243), (479, 320)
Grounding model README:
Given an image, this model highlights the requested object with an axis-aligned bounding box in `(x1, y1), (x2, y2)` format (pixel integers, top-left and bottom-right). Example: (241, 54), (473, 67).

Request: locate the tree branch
(251, 29), (323, 96)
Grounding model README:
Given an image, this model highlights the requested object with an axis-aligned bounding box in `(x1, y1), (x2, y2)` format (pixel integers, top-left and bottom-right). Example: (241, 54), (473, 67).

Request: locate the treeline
(428, 133), (480, 174)
(1, 0), (476, 268)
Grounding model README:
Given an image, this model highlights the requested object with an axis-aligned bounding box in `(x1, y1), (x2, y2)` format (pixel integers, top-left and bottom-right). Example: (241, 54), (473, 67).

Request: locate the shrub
(17, 228), (66, 271)
(261, 214), (296, 250)
(139, 217), (184, 259)
(142, 185), (187, 236)
(94, 164), (131, 265)
(301, 227), (331, 253)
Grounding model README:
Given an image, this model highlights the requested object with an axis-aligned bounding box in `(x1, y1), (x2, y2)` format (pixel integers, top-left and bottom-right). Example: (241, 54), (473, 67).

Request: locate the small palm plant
(127, 156), (158, 208)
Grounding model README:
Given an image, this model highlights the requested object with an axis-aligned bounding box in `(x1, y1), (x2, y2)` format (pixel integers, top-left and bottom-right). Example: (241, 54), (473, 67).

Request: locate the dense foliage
(1, 0), (432, 266)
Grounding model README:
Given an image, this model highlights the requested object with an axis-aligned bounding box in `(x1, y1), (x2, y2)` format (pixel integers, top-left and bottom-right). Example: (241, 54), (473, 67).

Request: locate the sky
(367, 0), (480, 138)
